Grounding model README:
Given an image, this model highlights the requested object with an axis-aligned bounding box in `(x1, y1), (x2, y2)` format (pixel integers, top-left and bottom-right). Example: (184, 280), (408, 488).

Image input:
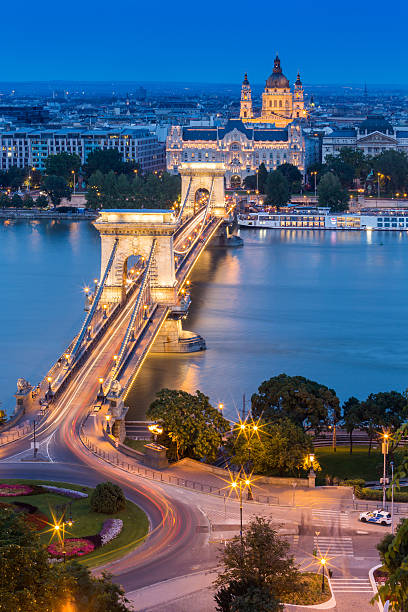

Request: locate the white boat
(238, 211), (408, 231)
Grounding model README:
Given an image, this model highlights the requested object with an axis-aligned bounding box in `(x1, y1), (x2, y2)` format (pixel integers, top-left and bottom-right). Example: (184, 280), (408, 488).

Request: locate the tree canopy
(372, 150), (408, 194)
(342, 396), (363, 454)
(251, 374), (340, 433)
(317, 172), (349, 212)
(43, 175), (71, 207)
(243, 163), (269, 193)
(215, 516), (301, 604)
(231, 418), (314, 476)
(0, 505), (131, 612)
(147, 388), (230, 462)
(265, 170), (290, 206)
(86, 170), (180, 210)
(360, 390), (407, 453)
(45, 153), (81, 179)
(375, 519), (408, 610)
(276, 163), (303, 193)
(83, 149), (138, 177)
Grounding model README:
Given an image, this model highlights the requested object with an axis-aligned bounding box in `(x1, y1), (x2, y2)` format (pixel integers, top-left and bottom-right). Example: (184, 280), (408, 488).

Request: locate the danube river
(2, 219), (408, 420)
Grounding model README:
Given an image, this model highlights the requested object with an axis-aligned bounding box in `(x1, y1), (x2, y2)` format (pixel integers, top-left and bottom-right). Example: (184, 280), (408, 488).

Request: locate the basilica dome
(266, 55), (290, 89)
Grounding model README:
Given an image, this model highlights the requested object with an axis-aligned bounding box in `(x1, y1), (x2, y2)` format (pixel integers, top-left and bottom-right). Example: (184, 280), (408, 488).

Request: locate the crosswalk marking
(312, 509), (349, 526)
(331, 578), (373, 593)
(314, 536), (353, 556)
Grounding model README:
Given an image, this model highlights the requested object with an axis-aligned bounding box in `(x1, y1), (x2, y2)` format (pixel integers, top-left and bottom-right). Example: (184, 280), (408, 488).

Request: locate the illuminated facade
(240, 56), (307, 127)
(167, 118), (319, 188)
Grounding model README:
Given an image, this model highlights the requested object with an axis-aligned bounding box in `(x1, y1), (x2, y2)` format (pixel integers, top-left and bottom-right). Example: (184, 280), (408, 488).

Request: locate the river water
(1, 220), (408, 420)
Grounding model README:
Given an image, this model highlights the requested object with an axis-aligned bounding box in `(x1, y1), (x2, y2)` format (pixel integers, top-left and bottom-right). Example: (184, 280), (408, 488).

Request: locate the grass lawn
(316, 446), (382, 482)
(282, 572), (330, 605)
(124, 437), (148, 453)
(0, 479), (149, 568)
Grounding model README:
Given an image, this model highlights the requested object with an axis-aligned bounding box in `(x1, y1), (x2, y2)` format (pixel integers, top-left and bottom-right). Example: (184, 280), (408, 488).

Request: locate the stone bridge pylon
(179, 162), (226, 219)
(93, 209), (178, 306)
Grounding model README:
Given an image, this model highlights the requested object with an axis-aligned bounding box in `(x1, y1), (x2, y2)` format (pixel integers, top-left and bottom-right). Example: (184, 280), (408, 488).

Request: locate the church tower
(240, 73), (253, 120)
(293, 71), (306, 119)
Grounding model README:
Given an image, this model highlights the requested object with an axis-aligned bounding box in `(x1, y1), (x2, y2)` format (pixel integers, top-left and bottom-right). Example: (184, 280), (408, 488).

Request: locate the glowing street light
(102, 304), (108, 319)
(45, 376), (53, 401)
(97, 377), (105, 402)
(218, 403), (224, 412)
(228, 470), (253, 546)
(382, 431), (390, 506)
(148, 423), (163, 442)
(320, 557), (327, 593)
(105, 413), (111, 434)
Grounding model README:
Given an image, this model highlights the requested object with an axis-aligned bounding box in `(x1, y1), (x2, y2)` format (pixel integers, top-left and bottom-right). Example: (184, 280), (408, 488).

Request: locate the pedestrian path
(312, 508), (349, 527)
(330, 577), (373, 593)
(314, 535), (354, 556)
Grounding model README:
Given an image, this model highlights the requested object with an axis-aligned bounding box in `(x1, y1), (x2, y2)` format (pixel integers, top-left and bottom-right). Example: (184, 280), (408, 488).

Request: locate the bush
(354, 485), (408, 503)
(90, 482), (126, 514)
(340, 478), (365, 487)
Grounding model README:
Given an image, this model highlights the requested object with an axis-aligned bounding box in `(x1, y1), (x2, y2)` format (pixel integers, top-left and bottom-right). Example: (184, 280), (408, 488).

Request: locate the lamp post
(320, 557), (327, 593)
(45, 376), (53, 401)
(148, 423), (163, 442)
(71, 170), (76, 195)
(218, 403), (224, 413)
(256, 168), (259, 193)
(390, 460), (395, 534)
(33, 419), (37, 458)
(311, 171), (317, 197)
(377, 173), (381, 199)
(382, 432), (389, 507)
(97, 378), (105, 403)
(105, 414), (111, 435)
(102, 304), (108, 319)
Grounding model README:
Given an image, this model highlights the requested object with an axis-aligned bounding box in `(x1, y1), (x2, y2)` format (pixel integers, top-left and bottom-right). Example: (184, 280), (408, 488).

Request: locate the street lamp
(320, 557), (327, 593)
(71, 170), (76, 195)
(382, 432), (389, 507)
(97, 378), (105, 403)
(102, 304), (108, 319)
(105, 414), (111, 434)
(377, 173), (381, 199)
(311, 171), (317, 197)
(64, 353), (70, 366)
(218, 403), (224, 412)
(45, 376), (53, 401)
(390, 460), (395, 534)
(229, 471), (252, 547)
(148, 423), (163, 442)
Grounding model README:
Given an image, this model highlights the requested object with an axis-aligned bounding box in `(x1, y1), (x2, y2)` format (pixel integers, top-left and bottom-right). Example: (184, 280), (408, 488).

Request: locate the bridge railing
(80, 428), (280, 506)
(173, 178), (214, 257)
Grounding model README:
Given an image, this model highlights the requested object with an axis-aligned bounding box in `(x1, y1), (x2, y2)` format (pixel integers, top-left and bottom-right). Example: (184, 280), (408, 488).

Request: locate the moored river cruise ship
(238, 211), (408, 231)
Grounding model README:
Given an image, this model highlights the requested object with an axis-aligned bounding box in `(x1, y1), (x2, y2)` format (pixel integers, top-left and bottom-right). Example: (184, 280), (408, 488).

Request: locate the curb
(283, 575), (335, 610)
(369, 564), (383, 611)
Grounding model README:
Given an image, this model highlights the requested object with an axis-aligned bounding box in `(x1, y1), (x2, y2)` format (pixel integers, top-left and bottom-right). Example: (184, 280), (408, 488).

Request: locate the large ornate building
(166, 56), (317, 188)
(240, 56), (307, 127)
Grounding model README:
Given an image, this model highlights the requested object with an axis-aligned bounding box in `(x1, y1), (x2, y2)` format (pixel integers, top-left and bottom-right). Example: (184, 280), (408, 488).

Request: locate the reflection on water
(0, 220), (100, 415)
(126, 228), (408, 420)
(2, 222), (408, 420)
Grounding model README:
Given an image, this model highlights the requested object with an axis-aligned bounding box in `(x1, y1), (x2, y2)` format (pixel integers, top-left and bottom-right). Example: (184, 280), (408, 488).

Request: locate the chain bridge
(15, 163), (238, 435)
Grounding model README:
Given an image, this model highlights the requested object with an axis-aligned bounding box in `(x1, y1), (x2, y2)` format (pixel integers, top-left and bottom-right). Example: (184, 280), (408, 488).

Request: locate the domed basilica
(240, 55), (307, 127)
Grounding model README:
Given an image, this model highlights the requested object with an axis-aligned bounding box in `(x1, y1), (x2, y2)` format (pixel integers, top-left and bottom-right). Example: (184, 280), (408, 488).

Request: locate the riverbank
(0, 208), (98, 220)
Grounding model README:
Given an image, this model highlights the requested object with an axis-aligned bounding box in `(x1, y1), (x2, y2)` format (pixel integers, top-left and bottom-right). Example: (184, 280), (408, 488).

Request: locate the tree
(63, 561), (130, 612)
(231, 419), (315, 476)
(276, 163), (303, 193)
(336, 148), (371, 181)
(325, 155), (355, 188)
(375, 519), (408, 611)
(10, 193), (23, 208)
(342, 396), (362, 454)
(251, 374), (340, 433)
(147, 389), (230, 462)
(45, 153), (81, 179)
(215, 517), (301, 601)
(0, 508), (131, 612)
(243, 163), (269, 193)
(373, 150), (408, 194)
(215, 578), (282, 612)
(35, 194), (49, 208)
(0, 194), (9, 208)
(317, 172), (349, 212)
(90, 481), (126, 514)
(360, 391), (407, 454)
(84, 149), (127, 177)
(265, 170), (290, 206)
(43, 175), (71, 207)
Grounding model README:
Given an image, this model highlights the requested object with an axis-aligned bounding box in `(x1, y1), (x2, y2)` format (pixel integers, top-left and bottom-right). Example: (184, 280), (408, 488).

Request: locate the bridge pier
(151, 318), (205, 353)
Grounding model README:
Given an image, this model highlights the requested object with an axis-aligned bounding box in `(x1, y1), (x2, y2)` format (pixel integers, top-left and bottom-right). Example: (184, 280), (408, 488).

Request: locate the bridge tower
(93, 209), (178, 305)
(179, 162), (226, 220)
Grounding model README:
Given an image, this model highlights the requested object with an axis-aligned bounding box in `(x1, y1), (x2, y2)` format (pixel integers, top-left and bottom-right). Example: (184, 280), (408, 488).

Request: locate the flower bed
(48, 538), (95, 558)
(99, 519), (123, 545)
(42, 485), (88, 499)
(0, 484), (34, 497)
(25, 512), (49, 531)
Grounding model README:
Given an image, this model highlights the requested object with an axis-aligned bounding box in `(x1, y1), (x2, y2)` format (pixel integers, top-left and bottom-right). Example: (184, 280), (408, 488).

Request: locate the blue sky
(2, 0), (406, 84)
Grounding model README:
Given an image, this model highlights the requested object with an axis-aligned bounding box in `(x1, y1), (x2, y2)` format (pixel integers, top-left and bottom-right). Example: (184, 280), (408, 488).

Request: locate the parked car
(359, 510), (391, 526)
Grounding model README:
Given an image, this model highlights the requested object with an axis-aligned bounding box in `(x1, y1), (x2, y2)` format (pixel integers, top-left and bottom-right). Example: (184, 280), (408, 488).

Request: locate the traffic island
(0, 479), (149, 568)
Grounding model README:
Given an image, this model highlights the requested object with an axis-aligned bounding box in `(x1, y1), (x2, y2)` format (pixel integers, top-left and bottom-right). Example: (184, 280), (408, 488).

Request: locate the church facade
(166, 56), (317, 188)
(240, 56), (307, 127)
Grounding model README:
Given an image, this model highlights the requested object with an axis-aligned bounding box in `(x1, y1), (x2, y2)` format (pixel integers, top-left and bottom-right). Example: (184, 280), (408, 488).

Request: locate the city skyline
(1, 0), (406, 85)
